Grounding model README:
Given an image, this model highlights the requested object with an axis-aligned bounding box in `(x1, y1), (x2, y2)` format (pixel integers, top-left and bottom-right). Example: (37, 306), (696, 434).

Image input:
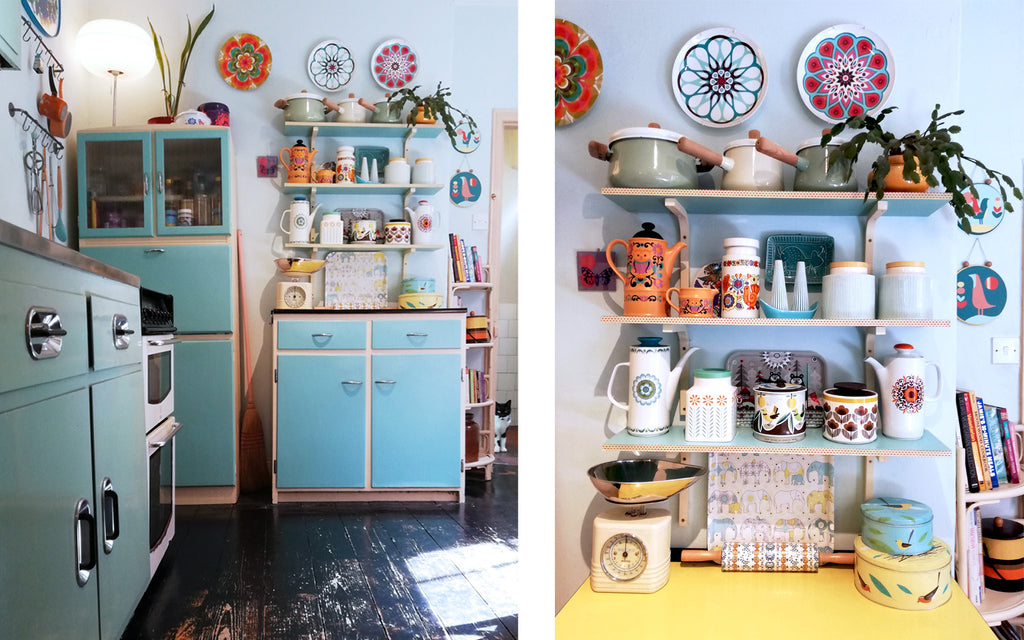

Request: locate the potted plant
(822, 104), (1021, 232)
(148, 5), (216, 119)
(387, 82), (477, 148)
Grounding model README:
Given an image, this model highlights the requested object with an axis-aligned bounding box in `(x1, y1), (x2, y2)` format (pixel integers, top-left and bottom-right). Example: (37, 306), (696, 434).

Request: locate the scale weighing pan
(588, 459), (706, 504)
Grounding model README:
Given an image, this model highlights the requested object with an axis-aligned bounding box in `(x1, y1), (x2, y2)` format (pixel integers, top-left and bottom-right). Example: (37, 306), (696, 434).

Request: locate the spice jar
(821, 261), (875, 319)
(720, 237), (760, 318)
(878, 261), (932, 319)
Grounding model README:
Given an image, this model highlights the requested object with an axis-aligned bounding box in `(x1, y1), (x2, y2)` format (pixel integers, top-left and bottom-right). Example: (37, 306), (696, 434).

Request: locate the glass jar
(683, 368), (737, 443)
(878, 261), (932, 319)
(821, 261), (875, 319)
(720, 237), (760, 318)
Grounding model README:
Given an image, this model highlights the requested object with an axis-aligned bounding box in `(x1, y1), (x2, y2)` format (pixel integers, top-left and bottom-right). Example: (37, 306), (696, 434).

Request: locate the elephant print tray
(707, 453), (835, 552)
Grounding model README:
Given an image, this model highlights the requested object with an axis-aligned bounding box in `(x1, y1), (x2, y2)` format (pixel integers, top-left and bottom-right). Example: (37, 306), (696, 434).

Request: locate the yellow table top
(556, 564), (992, 639)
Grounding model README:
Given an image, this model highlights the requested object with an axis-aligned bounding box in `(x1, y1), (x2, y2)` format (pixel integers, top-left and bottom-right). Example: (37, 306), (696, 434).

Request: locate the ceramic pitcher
(279, 196), (321, 243)
(607, 337), (699, 436)
(865, 343), (941, 440)
(606, 222), (686, 316)
(404, 200), (438, 244)
(279, 140), (317, 183)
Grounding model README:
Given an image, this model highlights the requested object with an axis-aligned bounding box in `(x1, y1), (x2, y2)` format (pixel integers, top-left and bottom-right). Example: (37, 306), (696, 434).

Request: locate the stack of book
(466, 368), (486, 404)
(448, 233), (484, 283)
(955, 388), (1022, 606)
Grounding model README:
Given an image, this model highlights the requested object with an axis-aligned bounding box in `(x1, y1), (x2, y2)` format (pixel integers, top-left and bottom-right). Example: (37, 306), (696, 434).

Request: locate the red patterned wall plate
(797, 24), (894, 122)
(370, 39), (418, 90)
(555, 18), (603, 126)
(218, 33), (272, 90)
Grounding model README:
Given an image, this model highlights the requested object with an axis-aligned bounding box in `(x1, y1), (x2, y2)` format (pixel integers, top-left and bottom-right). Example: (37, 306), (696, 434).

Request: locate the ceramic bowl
(587, 459), (706, 504)
(759, 300), (819, 319)
(397, 293), (443, 309)
(174, 109), (211, 126)
(273, 258), (326, 277)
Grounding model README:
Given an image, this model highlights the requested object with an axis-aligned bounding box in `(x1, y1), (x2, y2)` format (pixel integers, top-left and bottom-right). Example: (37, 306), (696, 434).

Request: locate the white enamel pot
(678, 129), (783, 190)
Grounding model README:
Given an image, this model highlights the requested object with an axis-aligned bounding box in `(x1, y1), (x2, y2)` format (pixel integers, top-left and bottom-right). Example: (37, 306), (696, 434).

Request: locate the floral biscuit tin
(860, 497), (933, 555)
(853, 535), (951, 611)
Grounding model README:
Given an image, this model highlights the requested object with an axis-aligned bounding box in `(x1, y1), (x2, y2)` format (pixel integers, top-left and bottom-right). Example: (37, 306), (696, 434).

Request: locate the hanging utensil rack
(8, 103), (64, 159)
(22, 17), (64, 78)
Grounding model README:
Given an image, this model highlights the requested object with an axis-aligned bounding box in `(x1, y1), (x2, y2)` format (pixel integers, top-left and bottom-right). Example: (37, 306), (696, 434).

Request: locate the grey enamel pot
(756, 132), (858, 192)
(588, 124), (700, 189)
(276, 91), (329, 122)
(371, 99), (403, 123)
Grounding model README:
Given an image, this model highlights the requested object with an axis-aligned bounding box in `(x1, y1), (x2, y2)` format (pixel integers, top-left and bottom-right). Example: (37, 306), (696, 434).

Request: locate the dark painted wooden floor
(122, 459), (517, 640)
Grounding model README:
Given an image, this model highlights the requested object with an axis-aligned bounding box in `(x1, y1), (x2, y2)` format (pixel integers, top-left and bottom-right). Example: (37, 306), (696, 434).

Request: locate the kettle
(606, 222), (685, 316)
(404, 200), (438, 244)
(607, 337), (700, 436)
(864, 343), (941, 440)
(279, 140), (318, 183)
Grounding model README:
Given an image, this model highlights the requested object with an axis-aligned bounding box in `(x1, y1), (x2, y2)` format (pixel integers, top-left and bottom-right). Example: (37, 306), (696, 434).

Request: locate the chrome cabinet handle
(26, 306), (66, 359)
(156, 171), (164, 194)
(312, 333), (333, 338)
(112, 314), (134, 350)
(374, 380), (397, 385)
(147, 337), (182, 346)
(143, 172), (150, 196)
(341, 380), (363, 385)
(406, 332), (428, 337)
(100, 478), (119, 553)
(74, 499), (97, 587)
(144, 248), (165, 253)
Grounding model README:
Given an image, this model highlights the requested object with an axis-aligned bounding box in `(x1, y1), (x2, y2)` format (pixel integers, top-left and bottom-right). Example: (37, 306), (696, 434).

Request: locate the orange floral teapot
(606, 222), (686, 316)
(279, 139), (318, 183)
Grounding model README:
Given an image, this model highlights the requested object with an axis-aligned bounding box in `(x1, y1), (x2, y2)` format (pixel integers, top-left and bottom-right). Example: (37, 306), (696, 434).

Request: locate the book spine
(967, 505), (980, 604)
(471, 246), (484, 282)
(459, 238), (472, 282)
(449, 233), (461, 282)
(966, 391), (990, 491)
(999, 406), (1021, 484)
(977, 395), (999, 488)
(984, 403), (1008, 484)
(956, 391), (982, 492)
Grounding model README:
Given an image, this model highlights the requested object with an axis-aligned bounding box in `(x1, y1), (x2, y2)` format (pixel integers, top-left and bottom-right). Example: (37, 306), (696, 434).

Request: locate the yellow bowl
(397, 293), (443, 309)
(273, 258), (326, 277)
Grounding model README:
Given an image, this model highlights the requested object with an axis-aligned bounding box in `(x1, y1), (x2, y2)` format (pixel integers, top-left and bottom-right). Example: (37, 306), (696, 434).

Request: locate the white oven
(146, 417), (182, 576)
(143, 335), (178, 431)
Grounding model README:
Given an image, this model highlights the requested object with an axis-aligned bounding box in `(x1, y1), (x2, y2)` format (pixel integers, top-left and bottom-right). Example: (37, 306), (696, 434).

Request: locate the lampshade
(76, 19), (155, 79)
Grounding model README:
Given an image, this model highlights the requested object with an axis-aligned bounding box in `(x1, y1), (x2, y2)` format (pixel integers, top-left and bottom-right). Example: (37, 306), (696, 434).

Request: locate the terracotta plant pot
(870, 155), (930, 193)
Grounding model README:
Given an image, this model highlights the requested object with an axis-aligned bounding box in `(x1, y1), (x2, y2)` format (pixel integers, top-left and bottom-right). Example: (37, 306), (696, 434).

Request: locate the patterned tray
(764, 234), (834, 287)
(323, 252), (387, 309)
(726, 350), (826, 430)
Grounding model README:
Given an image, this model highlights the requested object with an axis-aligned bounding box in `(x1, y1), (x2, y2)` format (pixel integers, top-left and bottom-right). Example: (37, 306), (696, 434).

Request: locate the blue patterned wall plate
(671, 28), (768, 128)
(764, 234), (834, 287)
(307, 40), (354, 92)
(22, 0), (60, 37)
(957, 264), (1006, 325)
(958, 182), (1005, 235)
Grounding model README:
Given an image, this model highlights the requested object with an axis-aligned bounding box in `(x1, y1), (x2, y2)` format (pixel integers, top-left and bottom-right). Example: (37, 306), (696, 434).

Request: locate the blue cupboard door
(371, 353), (462, 488)
(91, 371), (150, 640)
(0, 389), (100, 640)
(77, 131), (155, 238)
(81, 244), (233, 334)
(174, 339), (236, 487)
(155, 129), (232, 236)
(277, 354), (367, 488)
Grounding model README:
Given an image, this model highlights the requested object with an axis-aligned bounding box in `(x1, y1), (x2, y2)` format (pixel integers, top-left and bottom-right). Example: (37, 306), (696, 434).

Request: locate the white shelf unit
(955, 424), (1024, 626)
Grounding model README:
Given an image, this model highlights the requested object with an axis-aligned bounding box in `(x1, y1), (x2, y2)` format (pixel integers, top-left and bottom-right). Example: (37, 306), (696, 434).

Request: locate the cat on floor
(495, 400), (512, 453)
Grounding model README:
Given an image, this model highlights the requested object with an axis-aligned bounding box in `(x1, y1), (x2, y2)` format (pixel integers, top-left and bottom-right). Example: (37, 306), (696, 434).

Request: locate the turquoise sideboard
(0, 221), (149, 640)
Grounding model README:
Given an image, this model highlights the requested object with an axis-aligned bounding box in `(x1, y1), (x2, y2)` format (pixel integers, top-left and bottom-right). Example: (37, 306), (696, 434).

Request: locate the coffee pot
(404, 200), (438, 244)
(864, 343), (941, 440)
(279, 196), (322, 243)
(279, 140), (318, 183)
(607, 337), (700, 436)
(606, 222), (686, 316)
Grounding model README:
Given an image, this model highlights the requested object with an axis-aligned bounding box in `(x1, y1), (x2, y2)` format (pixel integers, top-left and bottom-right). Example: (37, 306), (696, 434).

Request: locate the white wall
(554, 0), (1023, 610)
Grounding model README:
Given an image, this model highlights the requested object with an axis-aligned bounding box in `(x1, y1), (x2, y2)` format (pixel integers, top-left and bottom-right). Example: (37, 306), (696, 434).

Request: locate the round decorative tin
(555, 18), (603, 126)
(671, 28), (767, 128)
(307, 40), (354, 92)
(751, 382), (806, 442)
(823, 385), (878, 444)
(959, 182), (1006, 235)
(797, 24), (894, 122)
(218, 33), (272, 90)
(860, 497), (933, 555)
(957, 264), (1007, 325)
(370, 39), (418, 90)
(854, 535), (951, 611)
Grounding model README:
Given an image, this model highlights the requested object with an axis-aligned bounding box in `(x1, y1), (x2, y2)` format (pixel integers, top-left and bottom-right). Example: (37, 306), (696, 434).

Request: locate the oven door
(147, 418), (183, 577)
(143, 336), (178, 430)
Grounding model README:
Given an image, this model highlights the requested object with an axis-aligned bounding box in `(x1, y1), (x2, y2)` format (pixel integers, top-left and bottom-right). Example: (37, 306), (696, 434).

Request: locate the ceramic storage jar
(720, 237), (760, 319)
(821, 261), (875, 319)
(853, 535), (951, 610)
(683, 368), (737, 442)
(878, 261), (932, 319)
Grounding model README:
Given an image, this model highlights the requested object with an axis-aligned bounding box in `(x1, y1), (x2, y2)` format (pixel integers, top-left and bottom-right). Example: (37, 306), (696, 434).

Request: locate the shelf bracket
(864, 326), (886, 388)
(663, 198), (690, 283)
(403, 187), (418, 212)
(309, 125), (320, 160)
(403, 125), (417, 159)
(677, 452), (691, 526)
(862, 200), (888, 273)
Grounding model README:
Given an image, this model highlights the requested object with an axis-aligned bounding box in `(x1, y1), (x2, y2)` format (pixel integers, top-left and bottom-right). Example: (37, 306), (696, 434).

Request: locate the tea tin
(751, 382), (806, 442)
(860, 497), (933, 555)
(853, 535), (951, 610)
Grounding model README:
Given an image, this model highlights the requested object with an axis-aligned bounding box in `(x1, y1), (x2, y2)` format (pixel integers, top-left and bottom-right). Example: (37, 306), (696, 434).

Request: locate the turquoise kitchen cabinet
(272, 311), (465, 502)
(371, 352), (463, 487)
(77, 127), (232, 238)
(174, 338), (236, 487)
(276, 354), (367, 488)
(79, 244), (233, 334)
(0, 0), (20, 69)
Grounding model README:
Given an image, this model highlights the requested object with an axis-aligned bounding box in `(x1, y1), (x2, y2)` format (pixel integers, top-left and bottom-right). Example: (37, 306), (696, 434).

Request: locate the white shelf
(467, 399), (495, 409)
(601, 316), (950, 327)
(465, 454), (495, 469)
(451, 281), (493, 291)
(467, 341), (495, 349)
(964, 480), (1024, 502)
(284, 242), (443, 252)
(282, 182), (442, 196)
(283, 121), (445, 138)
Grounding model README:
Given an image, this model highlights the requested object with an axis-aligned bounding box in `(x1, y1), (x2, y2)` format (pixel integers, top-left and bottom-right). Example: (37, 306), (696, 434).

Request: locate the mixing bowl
(587, 459), (706, 504)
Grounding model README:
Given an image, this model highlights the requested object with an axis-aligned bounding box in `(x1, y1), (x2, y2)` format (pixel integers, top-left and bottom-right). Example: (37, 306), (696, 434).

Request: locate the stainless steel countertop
(0, 219), (140, 287)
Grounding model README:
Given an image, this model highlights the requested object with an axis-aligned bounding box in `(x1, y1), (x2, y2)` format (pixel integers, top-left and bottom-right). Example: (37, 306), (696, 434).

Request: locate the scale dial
(283, 285), (307, 308)
(600, 532), (648, 581)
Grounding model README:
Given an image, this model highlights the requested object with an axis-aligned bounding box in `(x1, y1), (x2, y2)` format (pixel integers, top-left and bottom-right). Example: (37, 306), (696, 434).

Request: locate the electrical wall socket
(992, 337), (1020, 364)
(472, 211), (488, 230)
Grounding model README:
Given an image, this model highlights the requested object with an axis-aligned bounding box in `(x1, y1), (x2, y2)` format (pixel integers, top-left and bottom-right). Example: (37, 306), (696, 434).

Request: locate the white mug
(320, 213), (345, 245)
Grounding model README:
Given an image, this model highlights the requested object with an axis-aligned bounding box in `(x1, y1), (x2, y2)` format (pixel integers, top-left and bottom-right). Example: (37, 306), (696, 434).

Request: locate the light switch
(992, 337), (1020, 364)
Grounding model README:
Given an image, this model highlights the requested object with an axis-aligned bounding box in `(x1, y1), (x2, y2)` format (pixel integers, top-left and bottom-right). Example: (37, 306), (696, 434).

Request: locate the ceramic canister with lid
(320, 212), (345, 245)
(384, 157), (411, 184)
(822, 383), (879, 444)
(878, 261), (932, 319)
(682, 368), (737, 442)
(720, 237), (760, 318)
(821, 261), (875, 319)
(412, 157), (435, 184)
(853, 535), (951, 610)
(335, 146), (356, 183)
(751, 381), (807, 442)
(860, 496), (933, 555)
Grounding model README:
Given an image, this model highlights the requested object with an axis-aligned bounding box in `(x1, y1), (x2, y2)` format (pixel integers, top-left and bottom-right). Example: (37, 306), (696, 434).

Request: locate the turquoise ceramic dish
(764, 234), (834, 287)
(759, 300), (818, 319)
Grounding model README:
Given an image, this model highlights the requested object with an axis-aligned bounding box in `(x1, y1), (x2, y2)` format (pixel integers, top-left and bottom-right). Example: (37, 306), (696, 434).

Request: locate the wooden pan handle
(273, 99), (288, 109)
(358, 98), (376, 112)
(322, 97), (340, 113)
(754, 136), (801, 166)
(588, 140), (611, 161)
(678, 138), (734, 171)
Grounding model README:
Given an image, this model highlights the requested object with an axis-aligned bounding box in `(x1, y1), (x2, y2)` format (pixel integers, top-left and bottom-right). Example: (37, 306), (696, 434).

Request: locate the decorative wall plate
(726, 350), (826, 430)
(449, 170), (482, 207)
(453, 120), (481, 153)
(22, 0), (60, 37)
(959, 182), (1005, 235)
(764, 234), (834, 287)
(370, 39), (418, 90)
(555, 18), (603, 127)
(957, 264), (1006, 325)
(218, 33), (272, 90)
(797, 24), (893, 122)
(307, 40), (354, 92)
(671, 28), (767, 128)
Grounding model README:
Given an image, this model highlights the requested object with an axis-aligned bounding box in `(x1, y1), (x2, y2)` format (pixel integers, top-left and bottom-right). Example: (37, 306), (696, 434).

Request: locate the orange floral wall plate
(218, 33), (272, 90)
(555, 18), (602, 127)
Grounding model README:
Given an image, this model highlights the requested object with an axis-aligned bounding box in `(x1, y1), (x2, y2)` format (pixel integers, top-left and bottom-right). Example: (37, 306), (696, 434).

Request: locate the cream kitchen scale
(587, 459), (705, 593)
(274, 257), (326, 309)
